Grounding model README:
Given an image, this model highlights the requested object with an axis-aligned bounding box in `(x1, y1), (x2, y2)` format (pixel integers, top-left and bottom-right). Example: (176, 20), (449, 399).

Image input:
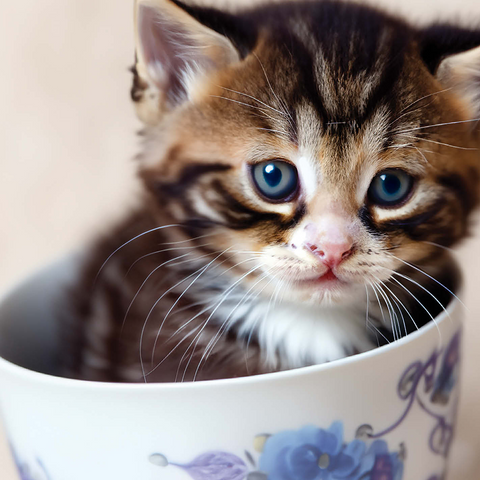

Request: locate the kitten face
(134, 0), (480, 306)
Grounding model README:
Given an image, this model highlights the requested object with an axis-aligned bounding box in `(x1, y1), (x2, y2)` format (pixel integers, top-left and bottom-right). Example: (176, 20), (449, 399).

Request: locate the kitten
(63, 0), (480, 383)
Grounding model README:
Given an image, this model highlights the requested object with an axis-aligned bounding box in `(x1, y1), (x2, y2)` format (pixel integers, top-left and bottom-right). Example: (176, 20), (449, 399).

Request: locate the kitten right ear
(132, 0), (240, 125)
(421, 25), (480, 122)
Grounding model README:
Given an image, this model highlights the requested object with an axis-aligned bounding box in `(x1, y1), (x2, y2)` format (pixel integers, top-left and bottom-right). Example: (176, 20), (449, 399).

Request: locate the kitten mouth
(318, 270), (338, 282)
(295, 269), (347, 288)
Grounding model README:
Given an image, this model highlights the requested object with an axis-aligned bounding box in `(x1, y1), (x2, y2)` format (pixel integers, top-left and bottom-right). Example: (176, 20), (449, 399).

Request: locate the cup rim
(0, 257), (462, 393)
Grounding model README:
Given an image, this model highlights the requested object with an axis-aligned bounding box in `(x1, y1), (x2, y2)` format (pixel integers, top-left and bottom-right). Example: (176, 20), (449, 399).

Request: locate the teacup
(0, 256), (462, 480)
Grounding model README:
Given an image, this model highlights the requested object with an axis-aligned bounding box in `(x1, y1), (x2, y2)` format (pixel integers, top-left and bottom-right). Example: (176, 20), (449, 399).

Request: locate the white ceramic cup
(0, 257), (462, 480)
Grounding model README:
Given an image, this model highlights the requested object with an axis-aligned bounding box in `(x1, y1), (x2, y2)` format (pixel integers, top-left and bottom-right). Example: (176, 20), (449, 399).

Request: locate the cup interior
(0, 256), (82, 376)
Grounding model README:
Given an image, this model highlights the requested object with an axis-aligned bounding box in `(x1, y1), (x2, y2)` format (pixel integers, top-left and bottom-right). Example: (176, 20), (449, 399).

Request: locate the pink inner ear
(138, 5), (216, 105)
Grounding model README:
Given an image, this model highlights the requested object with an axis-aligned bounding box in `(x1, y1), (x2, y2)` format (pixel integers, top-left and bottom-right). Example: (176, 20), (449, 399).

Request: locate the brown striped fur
(63, 0), (480, 382)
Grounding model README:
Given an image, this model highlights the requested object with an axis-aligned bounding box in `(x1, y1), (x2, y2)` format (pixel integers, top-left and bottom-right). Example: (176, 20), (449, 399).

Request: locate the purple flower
(259, 423), (375, 480)
(152, 451), (249, 480)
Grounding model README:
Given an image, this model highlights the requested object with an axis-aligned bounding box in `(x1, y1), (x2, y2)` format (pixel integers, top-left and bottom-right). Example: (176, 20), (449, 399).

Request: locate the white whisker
(126, 243), (213, 276)
(395, 88), (452, 116)
(218, 85), (288, 117)
(401, 134), (478, 151)
(365, 284), (391, 344)
(94, 224), (182, 283)
(122, 253), (191, 331)
(195, 267), (279, 380)
(388, 276), (442, 345)
(139, 248), (232, 382)
(372, 276), (419, 333)
(153, 255), (261, 366)
(395, 117), (480, 135)
(178, 263), (264, 382)
(388, 254), (464, 307)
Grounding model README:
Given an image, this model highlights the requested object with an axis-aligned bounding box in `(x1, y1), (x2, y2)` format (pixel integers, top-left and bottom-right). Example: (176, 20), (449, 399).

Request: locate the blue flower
(259, 423), (374, 480)
(366, 440), (404, 480)
(258, 424), (404, 480)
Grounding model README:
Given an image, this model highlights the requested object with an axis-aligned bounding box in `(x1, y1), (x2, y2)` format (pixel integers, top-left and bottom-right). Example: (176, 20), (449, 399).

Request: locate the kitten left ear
(421, 26), (480, 120)
(435, 45), (480, 120)
(132, 0), (240, 124)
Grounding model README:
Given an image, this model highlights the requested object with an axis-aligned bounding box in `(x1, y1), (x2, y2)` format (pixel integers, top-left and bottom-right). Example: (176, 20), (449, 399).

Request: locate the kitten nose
(306, 239), (354, 268)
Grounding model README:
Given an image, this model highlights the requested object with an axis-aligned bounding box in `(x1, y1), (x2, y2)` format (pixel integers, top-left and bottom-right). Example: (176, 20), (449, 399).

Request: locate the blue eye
(369, 170), (414, 207)
(252, 160), (299, 201)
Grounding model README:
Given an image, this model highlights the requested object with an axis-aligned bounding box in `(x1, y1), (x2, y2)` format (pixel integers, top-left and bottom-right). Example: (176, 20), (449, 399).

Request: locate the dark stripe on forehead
(285, 38), (330, 125)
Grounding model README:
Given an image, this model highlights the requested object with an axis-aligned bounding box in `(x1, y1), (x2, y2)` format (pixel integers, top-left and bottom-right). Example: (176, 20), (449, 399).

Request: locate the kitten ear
(421, 26), (480, 120)
(435, 45), (480, 120)
(132, 0), (240, 124)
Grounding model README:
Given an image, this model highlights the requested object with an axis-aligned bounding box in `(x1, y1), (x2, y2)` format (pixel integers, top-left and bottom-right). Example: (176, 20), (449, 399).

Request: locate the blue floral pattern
(151, 423), (404, 480)
(258, 423), (403, 480)
(8, 332), (460, 480)
(152, 330), (461, 480)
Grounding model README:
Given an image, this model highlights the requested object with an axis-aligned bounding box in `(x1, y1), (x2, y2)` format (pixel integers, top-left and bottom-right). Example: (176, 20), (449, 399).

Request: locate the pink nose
(306, 240), (354, 268)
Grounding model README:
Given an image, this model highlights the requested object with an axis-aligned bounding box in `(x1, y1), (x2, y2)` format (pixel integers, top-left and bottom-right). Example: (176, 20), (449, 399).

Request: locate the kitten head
(131, 0), (480, 305)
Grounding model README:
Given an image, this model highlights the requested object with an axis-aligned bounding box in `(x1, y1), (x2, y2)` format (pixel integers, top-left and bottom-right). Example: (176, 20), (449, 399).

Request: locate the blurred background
(1, 0), (479, 478)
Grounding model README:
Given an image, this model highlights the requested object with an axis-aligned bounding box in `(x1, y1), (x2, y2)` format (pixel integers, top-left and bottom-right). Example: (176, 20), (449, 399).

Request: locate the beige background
(1, 0), (480, 478)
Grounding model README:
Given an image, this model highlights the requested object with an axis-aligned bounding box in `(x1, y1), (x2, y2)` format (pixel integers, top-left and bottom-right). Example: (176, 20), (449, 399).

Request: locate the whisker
(370, 283), (387, 326)
(387, 276), (442, 345)
(246, 274), (285, 371)
(252, 52), (296, 129)
(178, 263), (264, 382)
(148, 249), (237, 368)
(392, 270), (451, 318)
(144, 304), (217, 379)
(139, 247), (232, 382)
(209, 95), (280, 124)
(195, 267), (279, 380)
(154, 232), (217, 247)
(387, 254), (464, 307)
(125, 243), (213, 276)
(375, 282), (399, 341)
(243, 268), (284, 372)
(401, 134), (478, 151)
(145, 325), (202, 380)
(218, 85), (288, 117)
(166, 303), (217, 343)
(122, 253), (192, 331)
(94, 224), (183, 283)
(395, 88), (452, 116)
(365, 284), (391, 345)
(372, 276), (418, 334)
(389, 292), (408, 337)
(255, 127), (289, 137)
(394, 117), (480, 135)
(386, 100), (436, 129)
(412, 146), (430, 166)
(421, 241), (456, 254)
(151, 255), (261, 365)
